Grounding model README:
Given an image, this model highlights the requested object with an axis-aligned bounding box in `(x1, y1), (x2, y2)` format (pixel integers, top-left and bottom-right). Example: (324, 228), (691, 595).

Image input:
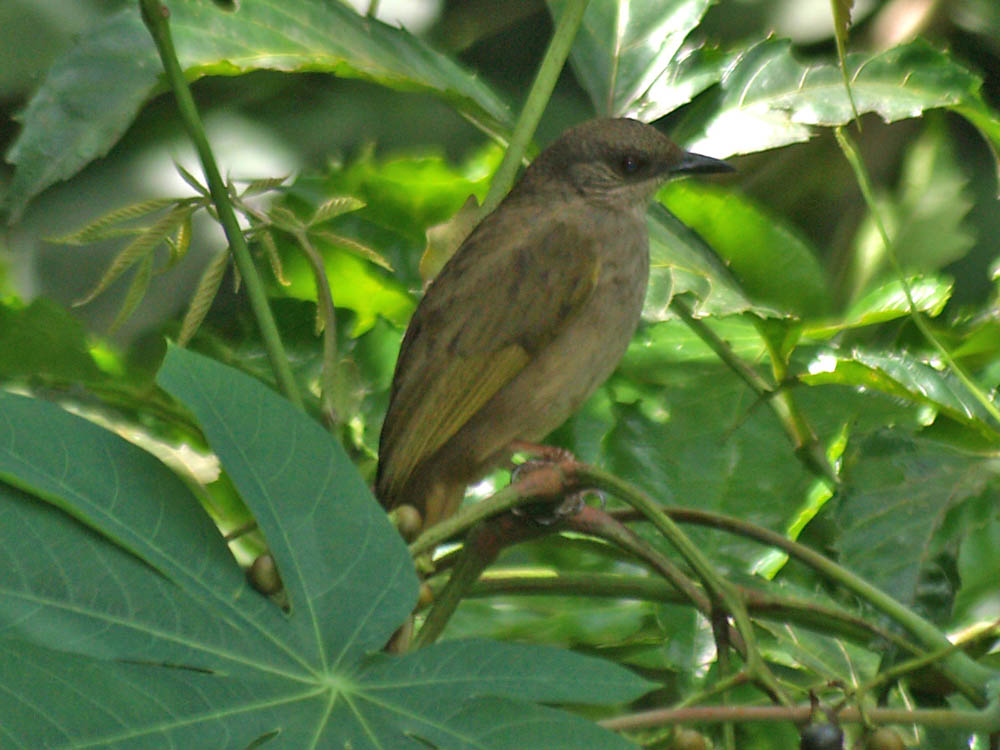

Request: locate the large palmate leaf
(5, 0), (512, 219)
(0, 347), (650, 748)
(679, 38), (1000, 159)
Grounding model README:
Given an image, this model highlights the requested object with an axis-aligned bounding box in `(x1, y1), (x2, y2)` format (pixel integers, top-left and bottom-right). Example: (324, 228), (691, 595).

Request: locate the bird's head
(522, 118), (732, 207)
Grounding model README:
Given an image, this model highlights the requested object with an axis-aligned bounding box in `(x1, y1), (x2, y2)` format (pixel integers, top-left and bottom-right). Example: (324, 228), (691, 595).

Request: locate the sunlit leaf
(659, 181), (831, 317)
(680, 38), (1000, 159)
(0, 297), (104, 382)
(800, 349), (1000, 442)
(311, 229), (393, 272)
(804, 276), (952, 338)
(308, 196), (365, 226)
(550, 0), (712, 117)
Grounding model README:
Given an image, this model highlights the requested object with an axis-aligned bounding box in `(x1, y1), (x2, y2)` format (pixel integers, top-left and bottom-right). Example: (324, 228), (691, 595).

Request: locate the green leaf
(5, 0), (511, 219)
(647, 203), (765, 319)
(283, 245), (415, 336)
(803, 275), (952, 338)
(799, 349), (1000, 443)
(846, 120), (976, 296)
(835, 432), (1000, 609)
(550, 0), (713, 117)
(178, 246), (230, 346)
(659, 181), (831, 317)
(953, 517), (1000, 626)
(108, 249), (155, 333)
(0, 347), (651, 747)
(758, 620), (879, 687)
(0, 297), (104, 382)
(155, 344), (418, 666)
(73, 203), (193, 306)
(45, 198), (179, 245)
(681, 38), (1000, 159)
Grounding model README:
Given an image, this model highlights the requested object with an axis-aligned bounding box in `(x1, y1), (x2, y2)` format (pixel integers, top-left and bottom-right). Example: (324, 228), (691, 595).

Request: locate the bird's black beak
(673, 150), (735, 175)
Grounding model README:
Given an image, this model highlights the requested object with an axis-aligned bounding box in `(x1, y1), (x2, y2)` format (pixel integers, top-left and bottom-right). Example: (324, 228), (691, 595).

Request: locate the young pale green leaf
(6, 0), (512, 220)
(308, 196), (365, 226)
(256, 227), (290, 286)
(310, 229), (394, 272)
(174, 161), (210, 197)
(165, 212), (194, 268)
(681, 38), (1000, 159)
(549, 0), (712, 117)
(74, 203), (193, 306)
(109, 250), (154, 333)
(178, 246), (230, 346)
(46, 198), (179, 245)
(239, 175), (289, 197)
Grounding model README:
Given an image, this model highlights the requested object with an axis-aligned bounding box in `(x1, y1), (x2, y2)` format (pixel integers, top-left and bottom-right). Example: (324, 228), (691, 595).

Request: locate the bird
(376, 118), (732, 530)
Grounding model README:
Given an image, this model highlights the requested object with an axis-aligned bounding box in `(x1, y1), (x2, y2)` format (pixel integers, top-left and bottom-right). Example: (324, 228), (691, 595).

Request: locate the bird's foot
(508, 440), (576, 465)
(508, 444), (602, 524)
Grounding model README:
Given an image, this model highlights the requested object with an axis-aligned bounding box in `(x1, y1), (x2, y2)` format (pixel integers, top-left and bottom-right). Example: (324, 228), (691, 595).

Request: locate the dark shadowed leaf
(6, 0), (511, 219)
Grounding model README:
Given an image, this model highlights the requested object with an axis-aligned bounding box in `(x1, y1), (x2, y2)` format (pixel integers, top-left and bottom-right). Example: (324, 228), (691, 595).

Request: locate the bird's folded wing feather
(378, 217), (600, 499)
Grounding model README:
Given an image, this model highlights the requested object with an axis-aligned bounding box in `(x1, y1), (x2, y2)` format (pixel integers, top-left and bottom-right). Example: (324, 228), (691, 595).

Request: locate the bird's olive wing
(378, 219), (599, 500)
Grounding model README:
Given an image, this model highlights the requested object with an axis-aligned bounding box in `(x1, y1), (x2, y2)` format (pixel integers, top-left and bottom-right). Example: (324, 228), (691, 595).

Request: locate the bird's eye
(620, 154), (643, 175)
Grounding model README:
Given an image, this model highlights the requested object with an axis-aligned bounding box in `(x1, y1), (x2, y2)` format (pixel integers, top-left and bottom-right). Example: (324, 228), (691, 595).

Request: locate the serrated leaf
(659, 180), (830, 317)
(800, 349), (1000, 442)
(550, 0), (712, 117)
(108, 251), (154, 333)
(628, 45), (734, 123)
(178, 247), (231, 346)
(74, 204), (192, 306)
(256, 228), (289, 286)
(239, 175), (289, 196)
(266, 204), (304, 232)
(6, 0), (512, 220)
(308, 196), (365, 226)
(646, 202), (766, 319)
(804, 275), (952, 338)
(311, 229), (393, 272)
(46, 198), (179, 245)
(681, 38), (1000, 159)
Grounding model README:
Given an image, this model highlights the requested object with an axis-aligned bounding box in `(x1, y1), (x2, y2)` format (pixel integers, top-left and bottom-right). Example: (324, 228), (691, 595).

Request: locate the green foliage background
(2, 0), (1000, 748)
